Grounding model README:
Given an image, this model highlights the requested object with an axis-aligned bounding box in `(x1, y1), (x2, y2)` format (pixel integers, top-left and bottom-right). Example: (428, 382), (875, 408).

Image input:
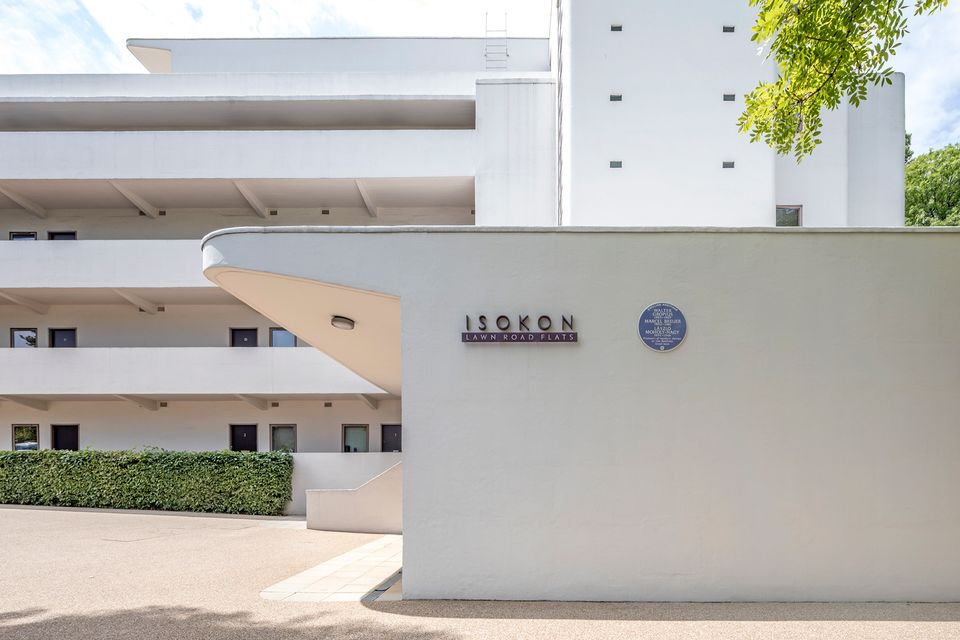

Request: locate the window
(609, 94), (623, 102)
(230, 328), (258, 347)
(609, 161), (623, 169)
(776, 206), (803, 227)
(47, 231), (77, 240)
(722, 161), (736, 169)
(49, 328), (77, 348)
(610, 24), (623, 32)
(271, 425), (297, 452)
(51, 425), (79, 451)
(12, 425), (39, 451)
(723, 25), (736, 33)
(269, 328), (297, 347)
(723, 94), (736, 102)
(9, 232), (37, 240)
(10, 328), (37, 348)
(342, 425), (369, 453)
(229, 424), (258, 452)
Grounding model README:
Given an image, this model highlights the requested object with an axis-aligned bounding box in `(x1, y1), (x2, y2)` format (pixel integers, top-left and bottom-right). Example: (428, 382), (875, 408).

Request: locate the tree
(905, 144), (960, 226)
(905, 132), (914, 164)
(740, 0), (949, 160)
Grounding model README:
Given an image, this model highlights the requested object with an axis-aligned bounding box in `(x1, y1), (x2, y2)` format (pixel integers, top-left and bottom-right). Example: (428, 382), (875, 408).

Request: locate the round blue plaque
(638, 303), (687, 352)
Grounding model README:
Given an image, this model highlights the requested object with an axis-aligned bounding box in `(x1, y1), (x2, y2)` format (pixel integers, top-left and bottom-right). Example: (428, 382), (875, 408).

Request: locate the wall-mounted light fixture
(331, 315), (356, 331)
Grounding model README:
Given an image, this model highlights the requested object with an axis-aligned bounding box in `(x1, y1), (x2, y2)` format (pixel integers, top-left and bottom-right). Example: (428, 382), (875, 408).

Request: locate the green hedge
(0, 449), (293, 516)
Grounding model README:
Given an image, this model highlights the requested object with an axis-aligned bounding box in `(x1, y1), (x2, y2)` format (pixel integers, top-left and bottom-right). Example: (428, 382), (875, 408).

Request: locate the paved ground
(2, 506), (960, 640)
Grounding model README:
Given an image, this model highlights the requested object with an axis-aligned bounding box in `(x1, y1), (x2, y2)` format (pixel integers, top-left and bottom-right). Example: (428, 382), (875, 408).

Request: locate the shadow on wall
(0, 606), (457, 640)
(366, 601), (960, 622)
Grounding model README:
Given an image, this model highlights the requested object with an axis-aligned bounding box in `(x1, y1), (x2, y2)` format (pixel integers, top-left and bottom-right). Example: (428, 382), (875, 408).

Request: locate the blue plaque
(638, 303), (687, 352)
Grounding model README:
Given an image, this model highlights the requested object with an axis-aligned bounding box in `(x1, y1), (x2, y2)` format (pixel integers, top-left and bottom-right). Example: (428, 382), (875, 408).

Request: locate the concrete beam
(355, 180), (378, 217)
(0, 396), (48, 411)
(0, 290), (48, 314)
(0, 185), (47, 218)
(112, 289), (160, 314)
(115, 395), (159, 411)
(236, 394), (269, 411)
(233, 180), (269, 218)
(358, 394), (379, 410)
(108, 181), (161, 218)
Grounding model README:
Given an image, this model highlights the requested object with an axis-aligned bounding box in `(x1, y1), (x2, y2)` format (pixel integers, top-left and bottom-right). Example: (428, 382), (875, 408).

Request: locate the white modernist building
(2, 0), (939, 600)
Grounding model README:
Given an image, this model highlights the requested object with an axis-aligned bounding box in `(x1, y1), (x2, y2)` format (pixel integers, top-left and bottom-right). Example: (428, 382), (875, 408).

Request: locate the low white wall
(289, 452), (401, 515)
(305, 462), (402, 532)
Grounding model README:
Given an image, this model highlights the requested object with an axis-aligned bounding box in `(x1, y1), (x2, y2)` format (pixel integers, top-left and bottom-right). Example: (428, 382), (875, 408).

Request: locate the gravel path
(2, 505), (958, 640)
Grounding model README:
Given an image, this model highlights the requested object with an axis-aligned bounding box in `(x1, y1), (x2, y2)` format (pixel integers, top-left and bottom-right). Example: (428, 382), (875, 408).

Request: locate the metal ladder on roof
(484, 12), (508, 71)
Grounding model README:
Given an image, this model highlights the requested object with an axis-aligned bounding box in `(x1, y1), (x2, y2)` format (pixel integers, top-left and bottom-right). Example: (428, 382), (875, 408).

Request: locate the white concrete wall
(847, 75), (906, 227)
(560, 0), (776, 226)
(558, 0), (904, 227)
(1, 398), (400, 452)
(0, 130), (476, 180)
(127, 38), (550, 74)
(475, 79), (558, 226)
(776, 76), (906, 227)
(0, 240), (208, 288)
(292, 452), (401, 516)
(0, 347), (383, 396)
(203, 227), (960, 601)
(306, 463), (402, 533)
(775, 107), (849, 227)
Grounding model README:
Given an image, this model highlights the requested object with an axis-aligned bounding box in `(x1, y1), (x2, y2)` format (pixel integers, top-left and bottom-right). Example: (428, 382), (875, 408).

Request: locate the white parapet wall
(289, 452), (402, 516)
(302, 459), (402, 533)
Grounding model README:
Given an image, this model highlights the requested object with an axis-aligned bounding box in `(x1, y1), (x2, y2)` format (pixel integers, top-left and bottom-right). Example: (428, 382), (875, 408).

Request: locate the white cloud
(897, 4), (960, 152)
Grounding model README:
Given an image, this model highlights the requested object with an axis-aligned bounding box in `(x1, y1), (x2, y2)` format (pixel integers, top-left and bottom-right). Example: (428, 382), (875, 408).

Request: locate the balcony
(0, 130), (476, 181)
(0, 239), (227, 309)
(0, 239), (206, 289)
(0, 347), (387, 404)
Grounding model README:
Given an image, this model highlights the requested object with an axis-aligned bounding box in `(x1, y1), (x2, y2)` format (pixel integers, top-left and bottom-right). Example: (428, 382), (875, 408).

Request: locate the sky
(0, 0), (958, 153)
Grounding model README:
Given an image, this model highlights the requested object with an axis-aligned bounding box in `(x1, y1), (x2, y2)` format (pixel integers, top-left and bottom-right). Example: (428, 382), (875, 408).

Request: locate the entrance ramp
(306, 462), (402, 534)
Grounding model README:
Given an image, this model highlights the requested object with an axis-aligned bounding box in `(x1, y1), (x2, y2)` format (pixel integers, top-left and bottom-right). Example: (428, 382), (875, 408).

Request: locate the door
(230, 424), (258, 452)
(381, 424), (402, 452)
(51, 425), (79, 451)
(230, 328), (258, 347)
(342, 425), (369, 453)
(49, 328), (77, 348)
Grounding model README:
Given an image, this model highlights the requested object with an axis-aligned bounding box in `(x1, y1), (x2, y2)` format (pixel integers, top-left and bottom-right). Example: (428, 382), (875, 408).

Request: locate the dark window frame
(270, 424), (297, 452)
(10, 328), (38, 348)
(9, 231), (37, 240)
(12, 424), (39, 451)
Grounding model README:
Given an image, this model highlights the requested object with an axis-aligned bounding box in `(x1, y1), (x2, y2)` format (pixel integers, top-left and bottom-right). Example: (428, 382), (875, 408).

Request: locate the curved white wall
(204, 227), (960, 601)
